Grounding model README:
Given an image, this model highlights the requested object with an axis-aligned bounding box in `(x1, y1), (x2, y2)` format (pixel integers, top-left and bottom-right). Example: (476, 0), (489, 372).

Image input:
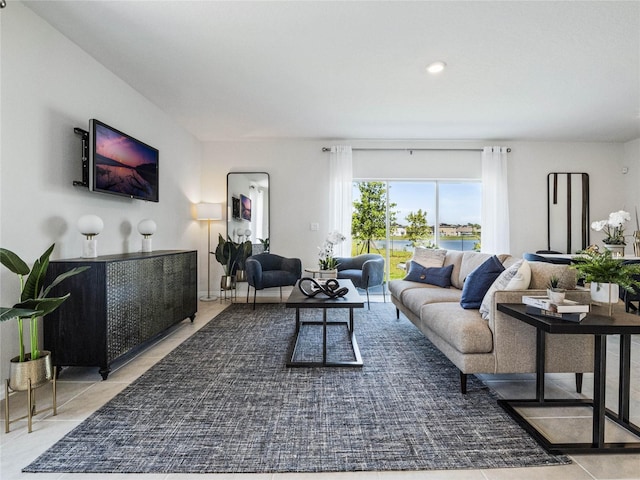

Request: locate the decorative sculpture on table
(298, 277), (348, 298)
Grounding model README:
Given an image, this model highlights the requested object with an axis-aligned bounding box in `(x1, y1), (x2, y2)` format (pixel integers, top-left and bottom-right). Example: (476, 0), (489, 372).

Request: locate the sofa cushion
(460, 255), (505, 309)
(420, 302), (493, 354)
(401, 285), (462, 313)
(479, 260), (531, 320)
(388, 279), (429, 300)
(445, 250), (466, 289)
(458, 251), (493, 287)
(404, 262), (453, 288)
(528, 262), (577, 290)
(412, 247), (447, 269)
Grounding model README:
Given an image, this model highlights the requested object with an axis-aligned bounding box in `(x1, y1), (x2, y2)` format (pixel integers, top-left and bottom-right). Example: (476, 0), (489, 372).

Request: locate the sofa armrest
(488, 289), (593, 373)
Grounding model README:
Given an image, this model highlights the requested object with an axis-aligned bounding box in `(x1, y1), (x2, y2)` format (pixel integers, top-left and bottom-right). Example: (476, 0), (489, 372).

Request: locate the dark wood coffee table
(497, 303), (640, 454)
(285, 279), (364, 367)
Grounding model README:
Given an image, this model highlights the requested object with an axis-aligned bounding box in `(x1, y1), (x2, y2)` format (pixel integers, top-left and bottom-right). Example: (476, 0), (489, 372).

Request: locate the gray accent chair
(334, 254), (385, 309)
(245, 253), (302, 309)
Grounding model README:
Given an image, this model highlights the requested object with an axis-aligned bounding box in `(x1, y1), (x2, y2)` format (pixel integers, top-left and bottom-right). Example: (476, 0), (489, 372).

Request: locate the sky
(95, 123), (157, 167)
(353, 181), (482, 226)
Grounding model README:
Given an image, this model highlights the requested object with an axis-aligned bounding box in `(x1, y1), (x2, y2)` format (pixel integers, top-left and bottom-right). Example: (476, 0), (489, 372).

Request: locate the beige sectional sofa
(389, 248), (594, 393)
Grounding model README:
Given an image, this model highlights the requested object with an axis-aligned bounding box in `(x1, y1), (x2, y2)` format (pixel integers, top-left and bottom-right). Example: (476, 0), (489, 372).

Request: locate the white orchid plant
(318, 231), (346, 270)
(591, 210), (631, 245)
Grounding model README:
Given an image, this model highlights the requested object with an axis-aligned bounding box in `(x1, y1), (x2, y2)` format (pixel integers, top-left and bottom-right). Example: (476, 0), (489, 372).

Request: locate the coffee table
(497, 303), (640, 454)
(285, 278), (364, 367)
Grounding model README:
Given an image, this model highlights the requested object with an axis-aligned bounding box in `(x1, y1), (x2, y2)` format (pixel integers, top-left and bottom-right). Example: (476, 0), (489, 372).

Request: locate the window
(352, 180), (481, 280)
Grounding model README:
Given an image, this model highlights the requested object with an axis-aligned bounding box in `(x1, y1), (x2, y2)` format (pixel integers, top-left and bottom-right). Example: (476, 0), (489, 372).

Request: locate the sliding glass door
(352, 180), (481, 281)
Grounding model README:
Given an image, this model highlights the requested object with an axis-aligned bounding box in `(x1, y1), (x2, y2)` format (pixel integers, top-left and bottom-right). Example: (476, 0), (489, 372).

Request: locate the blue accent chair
(523, 252), (572, 265)
(334, 254), (385, 309)
(246, 253), (302, 309)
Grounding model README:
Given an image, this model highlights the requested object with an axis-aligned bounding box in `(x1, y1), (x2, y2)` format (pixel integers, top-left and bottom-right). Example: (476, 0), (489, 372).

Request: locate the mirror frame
(226, 172), (270, 252)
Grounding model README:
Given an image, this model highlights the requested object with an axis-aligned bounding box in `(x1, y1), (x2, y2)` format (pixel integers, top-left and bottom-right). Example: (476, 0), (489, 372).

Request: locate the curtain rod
(321, 147), (511, 153)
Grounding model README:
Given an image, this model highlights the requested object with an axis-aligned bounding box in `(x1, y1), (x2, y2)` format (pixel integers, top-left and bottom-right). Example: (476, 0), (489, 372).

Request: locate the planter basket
(5, 351), (57, 433)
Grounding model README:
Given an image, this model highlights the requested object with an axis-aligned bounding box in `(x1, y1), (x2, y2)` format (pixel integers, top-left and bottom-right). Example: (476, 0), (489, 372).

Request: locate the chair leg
(575, 372), (583, 393)
(253, 288), (257, 310)
(247, 285), (250, 304)
(396, 307), (400, 319)
(280, 286), (283, 302)
(366, 288), (370, 310)
(460, 371), (467, 394)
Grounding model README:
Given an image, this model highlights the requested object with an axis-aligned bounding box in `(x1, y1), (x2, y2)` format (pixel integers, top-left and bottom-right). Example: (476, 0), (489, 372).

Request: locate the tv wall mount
(73, 127), (89, 188)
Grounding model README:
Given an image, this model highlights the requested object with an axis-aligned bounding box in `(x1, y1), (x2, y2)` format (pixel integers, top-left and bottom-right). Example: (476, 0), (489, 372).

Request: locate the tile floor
(1, 291), (639, 480)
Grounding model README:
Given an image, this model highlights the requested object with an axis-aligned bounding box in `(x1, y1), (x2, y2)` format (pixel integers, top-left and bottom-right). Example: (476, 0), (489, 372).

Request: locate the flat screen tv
(240, 194), (251, 221)
(89, 119), (159, 202)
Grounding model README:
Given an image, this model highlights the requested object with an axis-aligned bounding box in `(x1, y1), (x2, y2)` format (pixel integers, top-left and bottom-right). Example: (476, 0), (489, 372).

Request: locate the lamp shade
(77, 215), (104, 236)
(137, 219), (157, 236)
(195, 203), (222, 221)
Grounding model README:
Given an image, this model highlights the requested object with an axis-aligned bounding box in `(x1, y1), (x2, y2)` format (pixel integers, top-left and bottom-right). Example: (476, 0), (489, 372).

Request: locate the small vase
(547, 289), (566, 304)
(590, 282), (619, 316)
(603, 243), (625, 258)
(319, 269), (338, 279)
(633, 232), (640, 257)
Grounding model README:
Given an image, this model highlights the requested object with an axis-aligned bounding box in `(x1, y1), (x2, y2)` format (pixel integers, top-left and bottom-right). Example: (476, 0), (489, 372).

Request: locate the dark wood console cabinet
(44, 250), (197, 379)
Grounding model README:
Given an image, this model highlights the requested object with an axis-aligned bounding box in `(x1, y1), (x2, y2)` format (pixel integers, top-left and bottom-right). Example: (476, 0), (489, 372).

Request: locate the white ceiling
(23, 0), (640, 143)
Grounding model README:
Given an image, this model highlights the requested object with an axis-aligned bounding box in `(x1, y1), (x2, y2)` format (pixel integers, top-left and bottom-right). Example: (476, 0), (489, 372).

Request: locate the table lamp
(77, 214), (104, 258)
(137, 219), (157, 252)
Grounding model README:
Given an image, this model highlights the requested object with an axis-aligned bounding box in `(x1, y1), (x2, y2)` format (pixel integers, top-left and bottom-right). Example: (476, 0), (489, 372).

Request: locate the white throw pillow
(412, 247), (446, 269)
(479, 260), (530, 320)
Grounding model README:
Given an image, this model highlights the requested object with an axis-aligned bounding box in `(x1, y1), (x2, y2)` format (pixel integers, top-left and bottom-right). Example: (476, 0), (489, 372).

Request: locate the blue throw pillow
(404, 261), (453, 288)
(460, 255), (505, 309)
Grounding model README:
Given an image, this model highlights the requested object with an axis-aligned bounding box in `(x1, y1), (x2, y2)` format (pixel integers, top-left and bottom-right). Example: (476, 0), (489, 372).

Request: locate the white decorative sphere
(77, 215), (104, 236)
(137, 219), (157, 236)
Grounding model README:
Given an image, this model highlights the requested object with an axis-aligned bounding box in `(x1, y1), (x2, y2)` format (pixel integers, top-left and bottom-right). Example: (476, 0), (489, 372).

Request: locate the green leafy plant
(235, 239), (253, 271)
(0, 244), (90, 362)
(571, 248), (640, 293)
(214, 235), (252, 275)
(547, 275), (563, 291)
(258, 237), (270, 253)
(214, 235), (238, 275)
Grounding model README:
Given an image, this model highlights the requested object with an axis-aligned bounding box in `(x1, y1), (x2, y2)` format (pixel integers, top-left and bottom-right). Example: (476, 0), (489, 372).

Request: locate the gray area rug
(25, 303), (569, 473)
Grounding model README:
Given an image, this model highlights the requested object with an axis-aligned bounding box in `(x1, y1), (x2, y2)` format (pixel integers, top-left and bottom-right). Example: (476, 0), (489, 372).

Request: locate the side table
(497, 303), (640, 454)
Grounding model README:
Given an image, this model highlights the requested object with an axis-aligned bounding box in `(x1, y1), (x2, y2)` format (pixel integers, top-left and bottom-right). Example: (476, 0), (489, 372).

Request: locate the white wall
(0, 3), (203, 384)
(623, 138), (640, 231)
(203, 139), (629, 270)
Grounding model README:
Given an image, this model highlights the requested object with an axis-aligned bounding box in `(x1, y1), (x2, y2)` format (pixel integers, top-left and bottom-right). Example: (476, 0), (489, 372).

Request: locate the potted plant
(0, 244), (89, 392)
(317, 231), (345, 277)
(546, 275), (566, 304)
(571, 248), (640, 314)
(591, 210), (630, 256)
(234, 240), (253, 282)
(215, 234), (239, 290)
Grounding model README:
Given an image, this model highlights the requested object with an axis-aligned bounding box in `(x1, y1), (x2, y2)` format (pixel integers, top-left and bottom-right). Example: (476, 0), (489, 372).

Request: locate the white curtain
(481, 146), (510, 254)
(329, 145), (353, 256)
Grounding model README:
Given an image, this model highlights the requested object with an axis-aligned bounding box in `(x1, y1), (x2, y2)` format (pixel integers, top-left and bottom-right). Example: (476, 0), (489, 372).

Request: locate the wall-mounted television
(88, 119), (159, 202)
(240, 194), (251, 221)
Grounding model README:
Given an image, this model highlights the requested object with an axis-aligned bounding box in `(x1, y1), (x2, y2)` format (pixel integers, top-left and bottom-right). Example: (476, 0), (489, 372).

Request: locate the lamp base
(199, 295), (218, 302)
(142, 237), (152, 253)
(82, 238), (97, 258)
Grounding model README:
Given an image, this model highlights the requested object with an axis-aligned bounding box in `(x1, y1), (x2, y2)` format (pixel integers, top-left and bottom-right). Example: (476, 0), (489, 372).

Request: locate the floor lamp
(196, 202), (223, 301)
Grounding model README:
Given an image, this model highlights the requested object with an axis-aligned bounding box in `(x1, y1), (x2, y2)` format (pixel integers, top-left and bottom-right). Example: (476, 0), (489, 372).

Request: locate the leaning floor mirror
(227, 172), (270, 255)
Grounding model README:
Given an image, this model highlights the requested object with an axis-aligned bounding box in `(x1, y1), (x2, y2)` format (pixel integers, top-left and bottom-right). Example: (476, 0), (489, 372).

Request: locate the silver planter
(9, 351), (53, 391)
(235, 270), (247, 282)
(220, 275), (236, 290)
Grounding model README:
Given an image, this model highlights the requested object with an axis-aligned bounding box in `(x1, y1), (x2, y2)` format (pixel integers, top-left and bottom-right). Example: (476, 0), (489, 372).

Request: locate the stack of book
(521, 295), (590, 322)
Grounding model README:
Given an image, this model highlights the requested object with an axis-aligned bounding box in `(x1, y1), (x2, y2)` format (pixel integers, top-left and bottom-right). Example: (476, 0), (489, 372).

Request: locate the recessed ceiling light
(426, 61), (446, 74)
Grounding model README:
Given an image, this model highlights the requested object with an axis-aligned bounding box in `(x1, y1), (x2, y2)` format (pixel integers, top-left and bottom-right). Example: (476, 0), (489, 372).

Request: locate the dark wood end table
(497, 303), (640, 454)
(285, 279), (364, 367)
